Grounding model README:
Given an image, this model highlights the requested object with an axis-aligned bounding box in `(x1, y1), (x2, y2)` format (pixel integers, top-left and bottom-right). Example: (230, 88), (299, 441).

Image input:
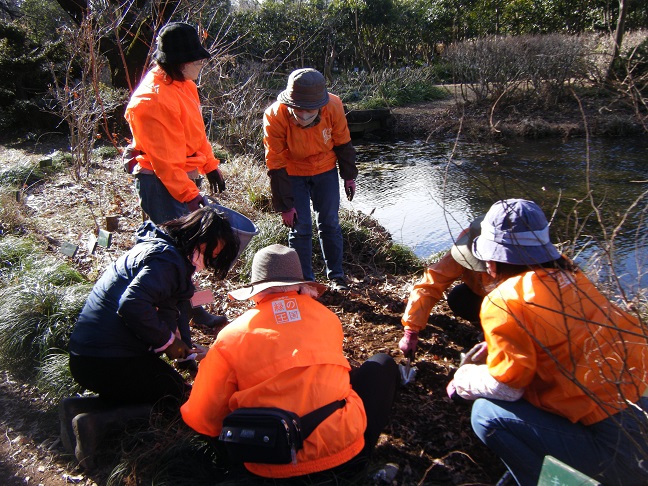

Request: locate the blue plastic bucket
(209, 202), (259, 264)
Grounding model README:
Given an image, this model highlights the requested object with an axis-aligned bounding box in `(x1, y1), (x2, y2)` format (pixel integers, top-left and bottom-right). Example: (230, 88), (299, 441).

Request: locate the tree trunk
(605, 0), (627, 84)
(54, 0), (177, 90)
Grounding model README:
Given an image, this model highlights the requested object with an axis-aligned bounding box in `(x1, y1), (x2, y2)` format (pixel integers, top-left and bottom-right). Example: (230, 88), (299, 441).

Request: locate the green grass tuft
(0, 160), (46, 186)
(0, 281), (90, 379)
(93, 145), (120, 160)
(37, 352), (83, 402)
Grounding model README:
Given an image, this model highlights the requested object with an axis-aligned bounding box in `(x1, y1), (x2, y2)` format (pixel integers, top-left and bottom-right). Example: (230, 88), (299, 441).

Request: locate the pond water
(342, 136), (648, 293)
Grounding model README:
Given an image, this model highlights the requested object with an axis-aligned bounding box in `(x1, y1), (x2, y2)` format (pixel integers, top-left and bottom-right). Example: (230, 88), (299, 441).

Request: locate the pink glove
(344, 179), (356, 201)
(399, 329), (418, 356)
(281, 208), (297, 228)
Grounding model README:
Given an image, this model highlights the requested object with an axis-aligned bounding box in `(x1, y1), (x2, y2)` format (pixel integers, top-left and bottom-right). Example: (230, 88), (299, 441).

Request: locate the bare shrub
(445, 36), (525, 103)
(46, 19), (128, 179)
(446, 34), (593, 106)
(200, 60), (271, 158)
(520, 34), (590, 105)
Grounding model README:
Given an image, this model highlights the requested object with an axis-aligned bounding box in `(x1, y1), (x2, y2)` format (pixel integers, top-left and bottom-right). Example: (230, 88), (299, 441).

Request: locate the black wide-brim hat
(153, 22), (211, 65)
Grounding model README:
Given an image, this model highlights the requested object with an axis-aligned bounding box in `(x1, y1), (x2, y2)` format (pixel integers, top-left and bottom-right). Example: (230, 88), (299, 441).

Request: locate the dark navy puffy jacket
(69, 222), (195, 358)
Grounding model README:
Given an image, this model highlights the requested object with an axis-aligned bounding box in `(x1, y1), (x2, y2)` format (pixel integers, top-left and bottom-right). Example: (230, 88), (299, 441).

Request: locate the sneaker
(330, 277), (349, 291)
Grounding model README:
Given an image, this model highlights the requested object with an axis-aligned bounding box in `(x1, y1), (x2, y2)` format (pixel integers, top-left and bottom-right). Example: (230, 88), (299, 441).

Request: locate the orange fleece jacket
(125, 66), (219, 203)
(181, 291), (366, 478)
(263, 94), (351, 176)
(482, 267), (648, 425)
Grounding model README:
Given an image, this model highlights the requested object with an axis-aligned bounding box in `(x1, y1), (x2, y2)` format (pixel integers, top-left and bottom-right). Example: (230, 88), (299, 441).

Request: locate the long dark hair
(156, 61), (186, 82)
(161, 206), (240, 279)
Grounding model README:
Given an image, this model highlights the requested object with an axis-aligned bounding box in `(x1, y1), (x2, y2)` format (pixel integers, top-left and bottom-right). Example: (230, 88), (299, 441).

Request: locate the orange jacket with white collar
(180, 291), (366, 478)
(125, 66), (219, 203)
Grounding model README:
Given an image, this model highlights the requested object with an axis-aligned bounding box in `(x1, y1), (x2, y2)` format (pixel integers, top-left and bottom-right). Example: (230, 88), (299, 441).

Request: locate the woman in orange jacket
(399, 216), (494, 357)
(447, 199), (648, 485)
(181, 244), (399, 480)
(125, 22), (225, 225)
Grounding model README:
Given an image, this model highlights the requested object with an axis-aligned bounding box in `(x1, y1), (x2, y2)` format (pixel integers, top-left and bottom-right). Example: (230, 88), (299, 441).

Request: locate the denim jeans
(471, 397), (648, 485)
(136, 173), (193, 225)
(289, 168), (343, 281)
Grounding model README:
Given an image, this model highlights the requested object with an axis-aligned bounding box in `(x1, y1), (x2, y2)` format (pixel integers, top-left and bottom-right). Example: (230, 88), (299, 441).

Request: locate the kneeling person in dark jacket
(68, 206), (239, 409)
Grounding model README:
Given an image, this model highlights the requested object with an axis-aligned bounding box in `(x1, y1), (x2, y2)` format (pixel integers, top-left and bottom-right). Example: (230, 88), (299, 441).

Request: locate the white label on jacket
(272, 298), (301, 324)
(322, 128), (332, 145)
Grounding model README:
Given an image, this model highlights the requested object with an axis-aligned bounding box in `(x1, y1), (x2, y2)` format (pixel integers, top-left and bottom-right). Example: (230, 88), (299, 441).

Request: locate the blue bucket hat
(472, 199), (561, 265)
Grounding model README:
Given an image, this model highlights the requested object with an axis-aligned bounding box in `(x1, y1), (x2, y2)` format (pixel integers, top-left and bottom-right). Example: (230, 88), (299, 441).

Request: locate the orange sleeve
(328, 95), (352, 146)
(401, 251), (465, 332)
(180, 345), (237, 437)
(263, 102), (291, 172)
(128, 100), (200, 202)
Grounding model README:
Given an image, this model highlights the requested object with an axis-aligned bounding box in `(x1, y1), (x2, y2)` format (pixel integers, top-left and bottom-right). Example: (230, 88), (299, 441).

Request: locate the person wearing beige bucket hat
(399, 216), (494, 358)
(263, 68), (358, 292)
(125, 22), (230, 329)
(445, 199), (648, 485)
(181, 244), (399, 480)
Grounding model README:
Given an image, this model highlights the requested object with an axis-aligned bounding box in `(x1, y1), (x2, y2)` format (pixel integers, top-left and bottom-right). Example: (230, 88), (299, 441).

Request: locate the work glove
(164, 336), (193, 360)
(344, 179), (356, 201)
(446, 379), (469, 404)
(281, 208), (298, 228)
(122, 144), (140, 174)
(399, 329), (418, 356)
(206, 168), (226, 193)
(187, 194), (206, 212)
(460, 341), (488, 366)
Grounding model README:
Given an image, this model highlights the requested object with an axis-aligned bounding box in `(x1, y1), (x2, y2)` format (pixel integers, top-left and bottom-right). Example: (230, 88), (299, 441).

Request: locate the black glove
(206, 169), (226, 193)
(187, 194), (205, 212)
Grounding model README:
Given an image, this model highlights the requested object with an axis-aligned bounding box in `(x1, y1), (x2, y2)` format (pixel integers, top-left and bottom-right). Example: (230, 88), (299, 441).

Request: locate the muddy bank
(389, 95), (645, 141)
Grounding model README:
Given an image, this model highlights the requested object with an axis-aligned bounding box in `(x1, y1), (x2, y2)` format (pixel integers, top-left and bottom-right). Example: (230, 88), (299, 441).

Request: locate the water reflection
(343, 137), (648, 293)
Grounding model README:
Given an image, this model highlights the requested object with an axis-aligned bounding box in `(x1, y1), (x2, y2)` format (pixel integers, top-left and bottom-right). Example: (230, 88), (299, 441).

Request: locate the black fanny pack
(219, 399), (346, 465)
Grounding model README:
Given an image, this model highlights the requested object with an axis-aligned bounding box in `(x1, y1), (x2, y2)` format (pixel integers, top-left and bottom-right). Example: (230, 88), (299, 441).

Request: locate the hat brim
(153, 45), (211, 65)
(228, 279), (327, 301)
(451, 230), (487, 272)
(472, 236), (561, 266)
(277, 90), (329, 110)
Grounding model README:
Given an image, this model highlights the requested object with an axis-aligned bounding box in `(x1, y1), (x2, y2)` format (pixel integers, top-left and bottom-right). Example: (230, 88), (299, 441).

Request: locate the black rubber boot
(59, 396), (111, 454)
(72, 404), (152, 470)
